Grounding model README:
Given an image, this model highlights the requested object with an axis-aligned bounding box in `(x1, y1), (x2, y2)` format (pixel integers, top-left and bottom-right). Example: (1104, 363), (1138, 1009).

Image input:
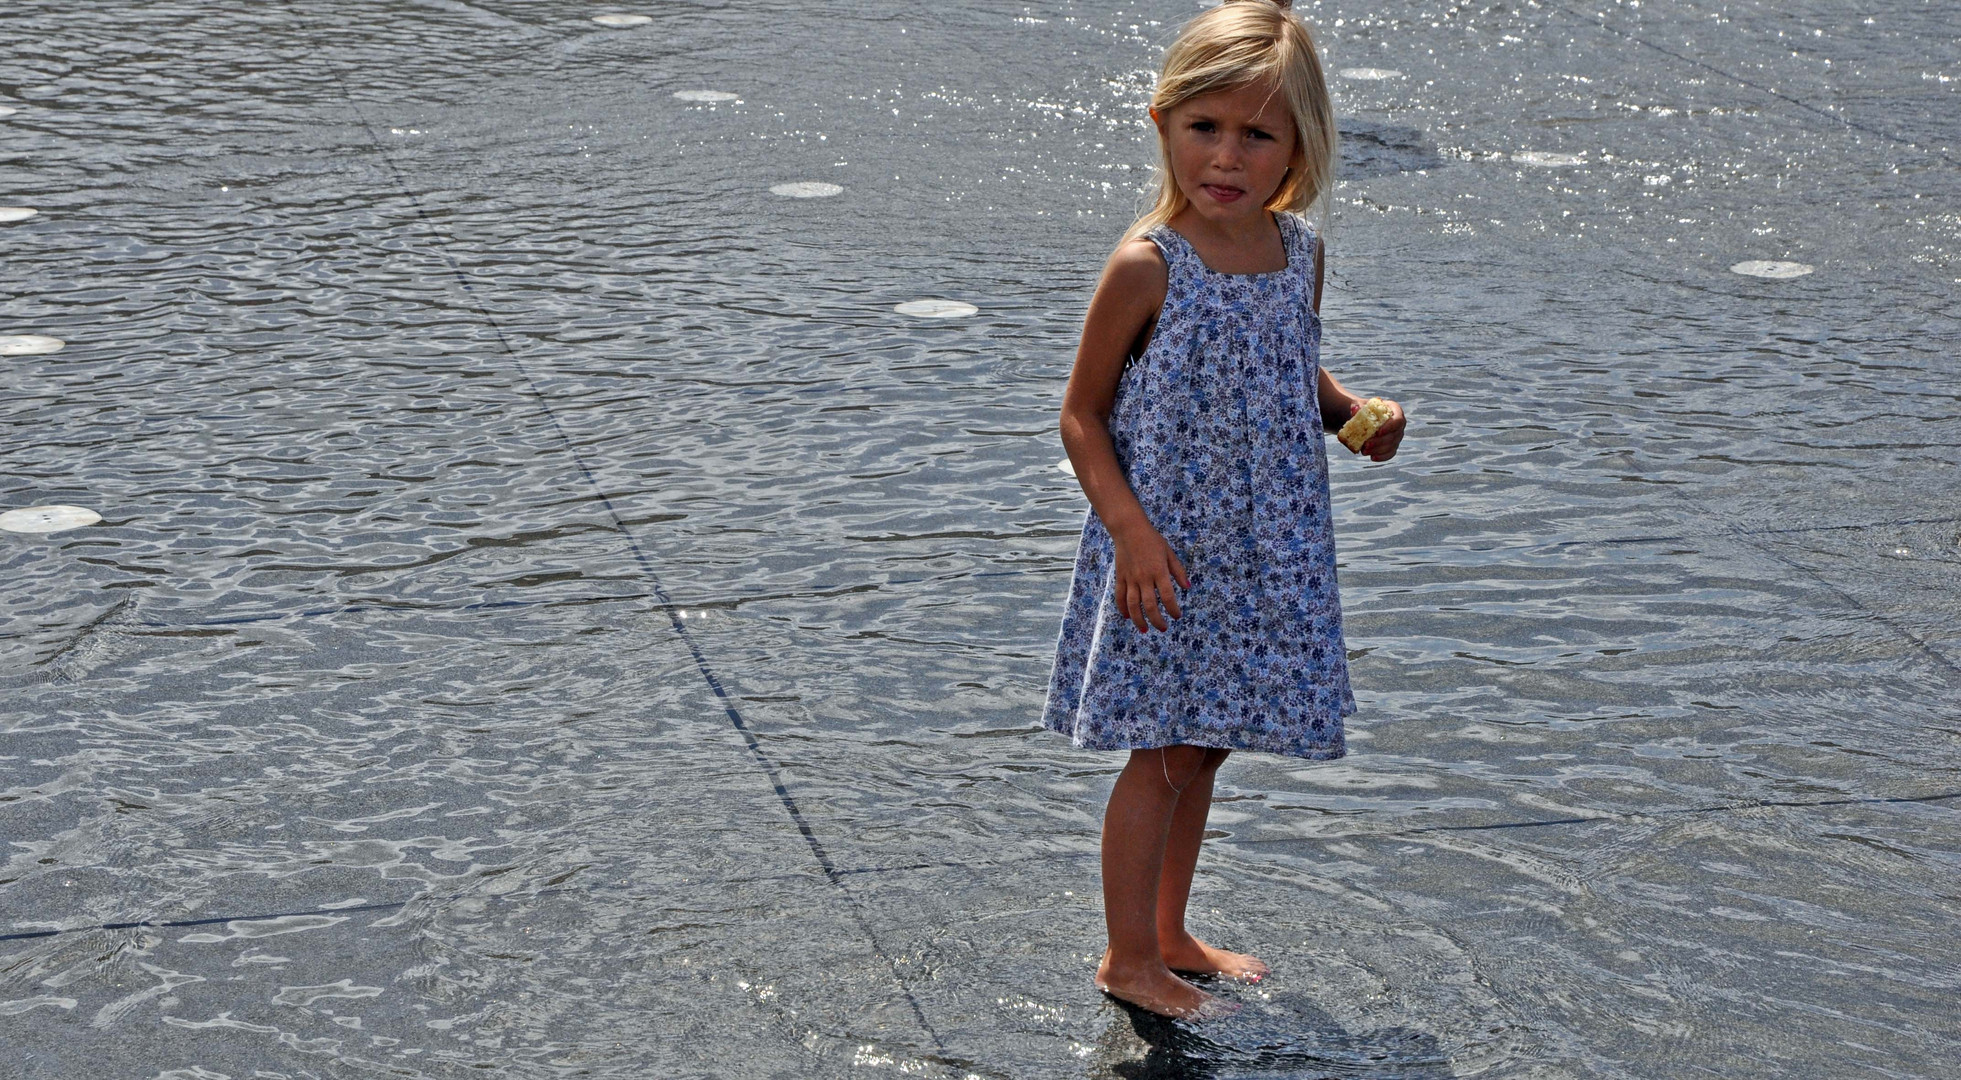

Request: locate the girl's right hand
(1110, 523), (1192, 633)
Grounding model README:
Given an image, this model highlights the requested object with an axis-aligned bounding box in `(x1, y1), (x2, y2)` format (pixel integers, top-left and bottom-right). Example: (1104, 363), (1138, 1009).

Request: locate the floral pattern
(1043, 213), (1354, 759)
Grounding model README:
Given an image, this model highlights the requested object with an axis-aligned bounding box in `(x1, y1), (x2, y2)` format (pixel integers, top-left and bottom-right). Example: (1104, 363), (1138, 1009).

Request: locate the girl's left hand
(1354, 399), (1406, 462)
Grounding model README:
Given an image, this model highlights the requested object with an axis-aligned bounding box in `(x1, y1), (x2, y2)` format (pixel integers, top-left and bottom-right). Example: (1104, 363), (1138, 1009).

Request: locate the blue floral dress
(1042, 212), (1354, 760)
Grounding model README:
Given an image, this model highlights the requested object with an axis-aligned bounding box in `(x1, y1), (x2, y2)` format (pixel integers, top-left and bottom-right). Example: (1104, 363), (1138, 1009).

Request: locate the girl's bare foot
(1160, 934), (1271, 983)
(1096, 948), (1226, 1019)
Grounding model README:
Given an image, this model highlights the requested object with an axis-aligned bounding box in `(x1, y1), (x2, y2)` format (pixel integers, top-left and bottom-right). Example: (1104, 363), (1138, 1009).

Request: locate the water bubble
(1730, 260), (1814, 279)
(769, 182), (843, 198)
(591, 13), (652, 27)
(1512, 151), (1586, 167)
(1056, 458), (1076, 476)
(894, 299), (977, 318)
(0, 505), (101, 534)
(0, 335), (64, 355)
(1893, 547), (1911, 556)
(1339, 68), (1403, 80)
(673, 90), (737, 103)
(0, 207), (38, 223)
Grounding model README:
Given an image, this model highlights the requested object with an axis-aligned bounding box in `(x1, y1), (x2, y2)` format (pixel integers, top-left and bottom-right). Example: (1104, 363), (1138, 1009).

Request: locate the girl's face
(1153, 81), (1298, 227)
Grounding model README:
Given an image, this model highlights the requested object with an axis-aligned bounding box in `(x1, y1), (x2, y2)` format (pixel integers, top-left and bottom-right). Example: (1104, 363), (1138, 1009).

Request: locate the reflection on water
(2, 0), (1958, 1077)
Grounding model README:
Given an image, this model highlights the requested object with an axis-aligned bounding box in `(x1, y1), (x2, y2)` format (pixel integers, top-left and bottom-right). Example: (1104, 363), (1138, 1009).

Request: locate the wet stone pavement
(1, 0), (1958, 1077)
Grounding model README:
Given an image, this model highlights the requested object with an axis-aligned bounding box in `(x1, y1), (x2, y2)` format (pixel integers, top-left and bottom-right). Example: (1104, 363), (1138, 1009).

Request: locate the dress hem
(1041, 711), (1353, 761)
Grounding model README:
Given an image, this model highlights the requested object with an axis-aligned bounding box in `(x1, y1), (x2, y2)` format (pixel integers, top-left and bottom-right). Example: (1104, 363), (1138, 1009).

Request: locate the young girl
(1043, 0), (1406, 1019)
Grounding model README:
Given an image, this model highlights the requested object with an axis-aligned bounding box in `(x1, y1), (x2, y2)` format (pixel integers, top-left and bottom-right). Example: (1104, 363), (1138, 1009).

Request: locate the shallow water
(2, 0), (1958, 1077)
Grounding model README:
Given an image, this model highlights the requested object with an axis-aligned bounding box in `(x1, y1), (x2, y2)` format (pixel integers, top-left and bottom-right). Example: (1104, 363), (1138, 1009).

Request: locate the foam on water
(673, 90), (738, 103)
(0, 505), (101, 534)
(1512, 151), (1586, 167)
(1730, 260), (1815, 279)
(0, 208), (40, 223)
(770, 181), (843, 198)
(0, 335), (64, 355)
(894, 299), (977, 318)
(590, 14), (652, 27)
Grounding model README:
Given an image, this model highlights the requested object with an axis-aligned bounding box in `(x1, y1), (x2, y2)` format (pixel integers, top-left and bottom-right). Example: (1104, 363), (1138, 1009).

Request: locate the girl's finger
(1128, 583), (1148, 633)
(1168, 550), (1192, 591)
(1148, 584), (1169, 631)
(1114, 581), (1131, 625)
(1159, 574), (1183, 622)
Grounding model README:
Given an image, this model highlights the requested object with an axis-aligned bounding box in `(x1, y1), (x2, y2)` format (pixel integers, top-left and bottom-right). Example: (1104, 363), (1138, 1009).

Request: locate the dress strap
(1278, 213), (1322, 308)
(1145, 224), (1199, 279)
(1277, 213), (1318, 270)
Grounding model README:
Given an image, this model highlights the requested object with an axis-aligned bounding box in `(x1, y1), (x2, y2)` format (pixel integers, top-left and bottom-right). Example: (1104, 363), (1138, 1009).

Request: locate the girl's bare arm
(1312, 244), (1406, 461)
(1060, 239), (1190, 633)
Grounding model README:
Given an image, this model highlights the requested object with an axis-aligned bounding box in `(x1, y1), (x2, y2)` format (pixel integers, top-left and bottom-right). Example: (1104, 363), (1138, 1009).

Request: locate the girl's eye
(1191, 121), (1215, 132)
(1247, 128), (1273, 141)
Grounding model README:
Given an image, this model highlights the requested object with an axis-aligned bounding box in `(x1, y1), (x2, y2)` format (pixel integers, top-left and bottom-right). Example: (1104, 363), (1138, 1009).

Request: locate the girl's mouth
(1202, 183), (1246, 203)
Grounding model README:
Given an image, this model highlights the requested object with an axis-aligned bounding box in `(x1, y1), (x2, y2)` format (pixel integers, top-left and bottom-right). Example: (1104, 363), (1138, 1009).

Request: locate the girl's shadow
(1091, 981), (1455, 1080)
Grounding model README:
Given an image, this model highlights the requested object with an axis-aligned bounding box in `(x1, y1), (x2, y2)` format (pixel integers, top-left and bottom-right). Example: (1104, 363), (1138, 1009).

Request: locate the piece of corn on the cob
(1336, 397), (1395, 453)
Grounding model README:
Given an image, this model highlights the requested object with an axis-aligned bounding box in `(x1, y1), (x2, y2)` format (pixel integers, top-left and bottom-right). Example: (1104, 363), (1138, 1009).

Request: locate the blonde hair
(1123, 0), (1337, 243)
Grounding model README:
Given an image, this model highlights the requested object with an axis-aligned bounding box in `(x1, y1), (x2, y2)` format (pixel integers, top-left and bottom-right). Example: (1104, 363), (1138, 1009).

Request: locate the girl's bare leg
(1095, 746), (1216, 1017)
(1155, 748), (1270, 981)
